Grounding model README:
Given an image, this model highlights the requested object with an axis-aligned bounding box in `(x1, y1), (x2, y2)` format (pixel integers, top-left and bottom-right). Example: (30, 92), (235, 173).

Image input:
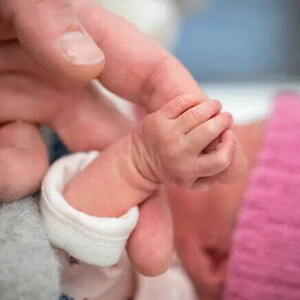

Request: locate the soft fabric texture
(0, 196), (60, 300)
(56, 251), (197, 300)
(41, 151), (139, 267)
(57, 250), (135, 300)
(226, 93), (300, 299)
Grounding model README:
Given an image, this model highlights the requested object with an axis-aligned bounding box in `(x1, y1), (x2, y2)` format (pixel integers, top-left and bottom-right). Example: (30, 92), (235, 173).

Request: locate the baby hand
(133, 95), (235, 188)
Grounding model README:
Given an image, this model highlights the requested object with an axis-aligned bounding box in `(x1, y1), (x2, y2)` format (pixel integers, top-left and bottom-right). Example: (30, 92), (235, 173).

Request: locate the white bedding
(203, 82), (300, 124)
(103, 81), (300, 125)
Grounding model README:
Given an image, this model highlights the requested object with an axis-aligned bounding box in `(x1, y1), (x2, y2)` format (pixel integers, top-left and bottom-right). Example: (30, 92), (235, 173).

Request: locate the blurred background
(175, 0), (300, 83)
(98, 0), (300, 123)
(100, 0), (300, 82)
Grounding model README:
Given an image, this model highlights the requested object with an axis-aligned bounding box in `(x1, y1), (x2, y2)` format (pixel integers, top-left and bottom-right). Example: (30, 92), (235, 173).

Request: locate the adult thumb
(8, 0), (104, 81)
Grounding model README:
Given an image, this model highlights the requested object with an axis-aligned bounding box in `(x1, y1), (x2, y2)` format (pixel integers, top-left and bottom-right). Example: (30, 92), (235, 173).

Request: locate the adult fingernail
(58, 31), (104, 65)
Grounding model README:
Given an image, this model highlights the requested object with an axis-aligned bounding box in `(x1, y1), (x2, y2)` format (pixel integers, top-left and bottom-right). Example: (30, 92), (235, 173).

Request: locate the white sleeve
(40, 151), (139, 267)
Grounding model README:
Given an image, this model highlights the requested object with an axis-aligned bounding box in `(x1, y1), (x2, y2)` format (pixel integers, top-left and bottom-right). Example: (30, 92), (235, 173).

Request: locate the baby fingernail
(58, 31), (104, 65)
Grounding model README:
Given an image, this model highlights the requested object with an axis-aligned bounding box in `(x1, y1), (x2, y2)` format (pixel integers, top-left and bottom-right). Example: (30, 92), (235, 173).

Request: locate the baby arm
(63, 95), (234, 218)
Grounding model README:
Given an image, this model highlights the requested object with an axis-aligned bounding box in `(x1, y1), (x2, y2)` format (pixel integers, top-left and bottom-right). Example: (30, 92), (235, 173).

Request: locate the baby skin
(63, 95), (235, 218)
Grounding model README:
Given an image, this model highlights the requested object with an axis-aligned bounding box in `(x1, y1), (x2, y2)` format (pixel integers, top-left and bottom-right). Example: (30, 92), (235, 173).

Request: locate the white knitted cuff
(40, 151), (139, 267)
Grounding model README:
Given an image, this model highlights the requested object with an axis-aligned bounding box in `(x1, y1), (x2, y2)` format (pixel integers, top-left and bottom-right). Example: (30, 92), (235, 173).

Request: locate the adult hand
(0, 0), (206, 108)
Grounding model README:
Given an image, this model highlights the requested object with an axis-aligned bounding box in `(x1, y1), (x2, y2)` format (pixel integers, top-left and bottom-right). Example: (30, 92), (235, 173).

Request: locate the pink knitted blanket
(225, 93), (300, 300)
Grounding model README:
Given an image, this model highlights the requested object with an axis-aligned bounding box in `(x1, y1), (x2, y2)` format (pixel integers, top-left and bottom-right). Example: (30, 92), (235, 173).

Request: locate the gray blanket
(0, 196), (60, 300)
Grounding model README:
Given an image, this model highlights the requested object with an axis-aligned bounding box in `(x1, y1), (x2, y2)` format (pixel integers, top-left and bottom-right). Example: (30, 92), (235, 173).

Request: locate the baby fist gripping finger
(135, 96), (234, 188)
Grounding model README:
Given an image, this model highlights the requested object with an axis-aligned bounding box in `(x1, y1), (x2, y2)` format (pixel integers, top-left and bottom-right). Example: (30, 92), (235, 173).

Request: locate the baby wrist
(40, 151), (139, 266)
(129, 130), (161, 186)
(117, 133), (159, 193)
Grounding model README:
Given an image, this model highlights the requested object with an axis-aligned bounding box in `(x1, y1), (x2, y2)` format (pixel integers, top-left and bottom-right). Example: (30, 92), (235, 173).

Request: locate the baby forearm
(63, 134), (158, 217)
